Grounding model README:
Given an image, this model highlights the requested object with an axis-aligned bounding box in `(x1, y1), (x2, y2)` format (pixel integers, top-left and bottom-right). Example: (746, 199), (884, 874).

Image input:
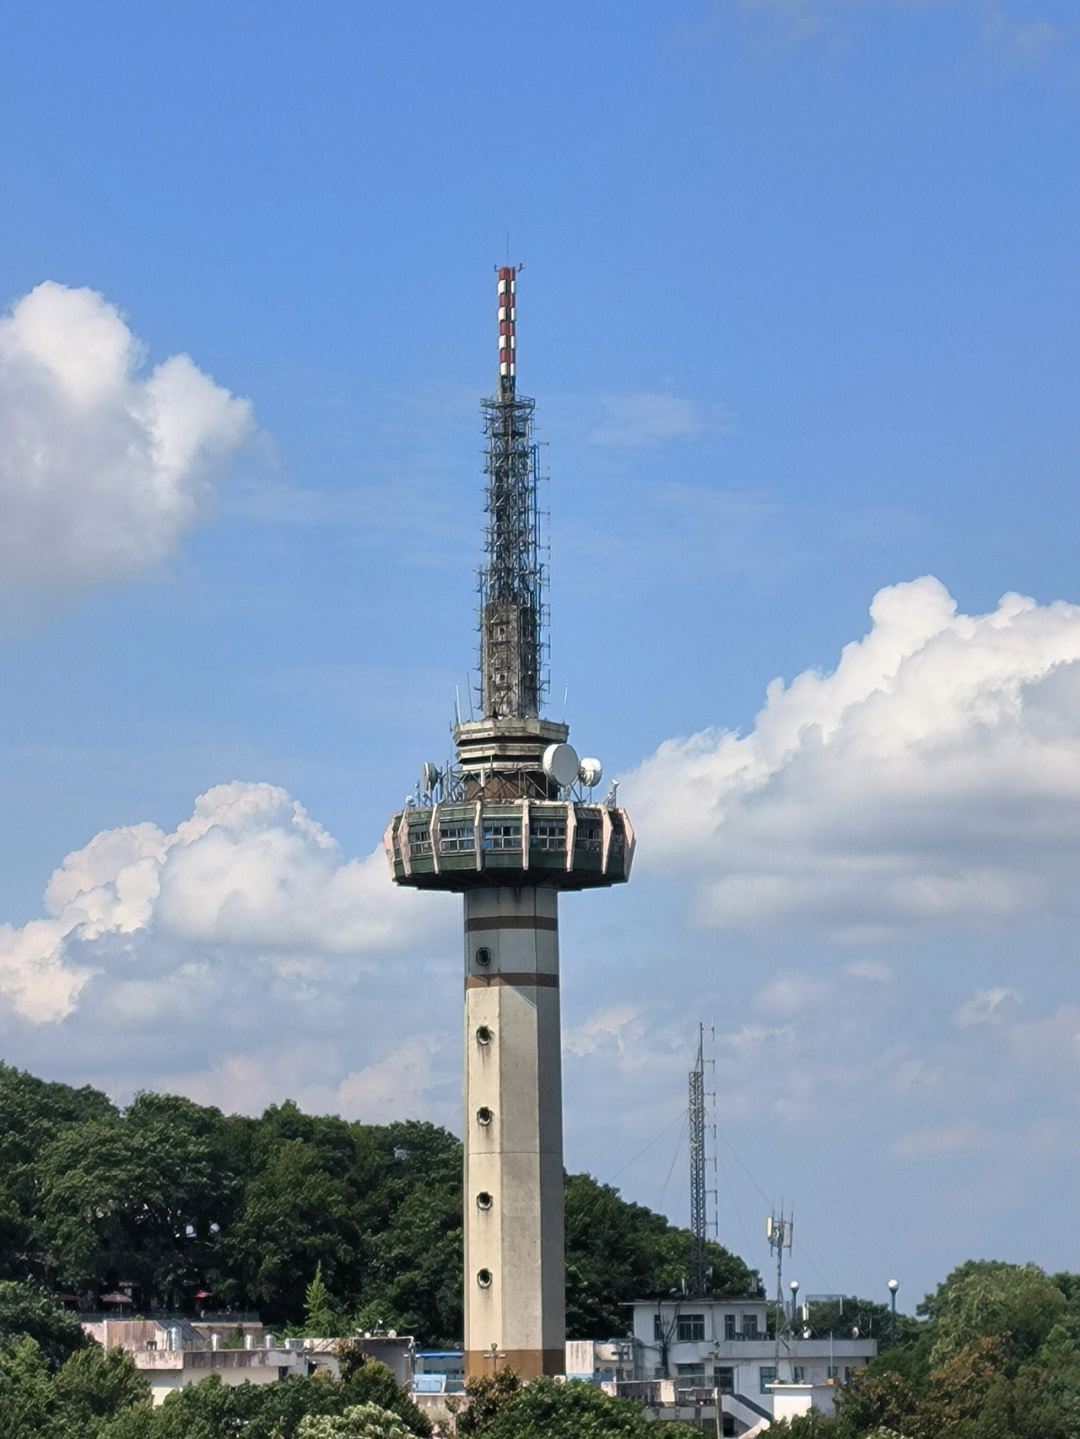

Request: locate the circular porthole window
(476, 1106), (493, 1126)
(476, 1025), (493, 1046)
(475, 947), (492, 968)
(477, 1268), (493, 1288)
(476, 1191), (493, 1210)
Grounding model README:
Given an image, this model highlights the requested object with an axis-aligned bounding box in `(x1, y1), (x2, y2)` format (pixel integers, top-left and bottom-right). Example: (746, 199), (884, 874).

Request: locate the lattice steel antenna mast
(689, 1024), (707, 1295)
(480, 268), (545, 719)
(384, 267), (635, 1381)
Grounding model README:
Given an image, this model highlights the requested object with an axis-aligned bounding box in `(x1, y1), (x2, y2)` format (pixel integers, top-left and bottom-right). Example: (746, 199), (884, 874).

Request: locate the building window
(653, 1315), (664, 1342)
(723, 1314), (736, 1339)
(716, 1367), (734, 1394)
(439, 822), (475, 854)
(482, 821), (521, 851)
(676, 1363), (705, 1378)
(530, 819), (566, 851)
(793, 1366), (805, 1383)
(742, 1316), (760, 1339)
(827, 1365), (839, 1380)
(677, 1314), (705, 1342)
(759, 1366), (777, 1394)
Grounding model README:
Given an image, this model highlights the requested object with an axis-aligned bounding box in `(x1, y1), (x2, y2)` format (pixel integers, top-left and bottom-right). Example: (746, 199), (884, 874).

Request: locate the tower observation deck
(383, 267), (634, 1381)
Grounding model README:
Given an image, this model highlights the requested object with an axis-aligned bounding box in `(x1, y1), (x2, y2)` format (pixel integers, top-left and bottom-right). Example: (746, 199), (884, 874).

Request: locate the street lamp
(790, 1280), (799, 1331)
(888, 1280), (899, 1347)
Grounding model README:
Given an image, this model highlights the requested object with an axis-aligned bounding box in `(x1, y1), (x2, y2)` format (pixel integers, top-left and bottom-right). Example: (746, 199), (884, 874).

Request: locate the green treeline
(0, 1061), (755, 1340)
(780, 1261), (1080, 1439)
(0, 1296), (704, 1439)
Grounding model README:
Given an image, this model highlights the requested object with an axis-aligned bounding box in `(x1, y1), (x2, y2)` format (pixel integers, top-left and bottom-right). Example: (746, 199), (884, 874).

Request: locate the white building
(622, 1296), (876, 1434)
(85, 1318), (347, 1405)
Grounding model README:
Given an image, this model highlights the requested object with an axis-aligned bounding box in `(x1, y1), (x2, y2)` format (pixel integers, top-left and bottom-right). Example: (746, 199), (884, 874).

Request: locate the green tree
(337, 1355), (432, 1436)
(297, 1402), (412, 1439)
(36, 1108), (225, 1307)
(0, 1279), (89, 1368)
(478, 1377), (703, 1438)
(924, 1261), (1068, 1367)
(454, 1368), (522, 1435)
(833, 1367), (921, 1437)
(304, 1262), (344, 1336)
(0, 1335), (59, 1439)
(227, 1138), (361, 1321)
(0, 1063), (115, 1282)
(52, 1342), (151, 1433)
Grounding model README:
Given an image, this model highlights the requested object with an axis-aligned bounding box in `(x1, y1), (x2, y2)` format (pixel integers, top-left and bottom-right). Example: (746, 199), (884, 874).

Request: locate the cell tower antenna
(767, 1210), (795, 1384)
(689, 1023), (707, 1295)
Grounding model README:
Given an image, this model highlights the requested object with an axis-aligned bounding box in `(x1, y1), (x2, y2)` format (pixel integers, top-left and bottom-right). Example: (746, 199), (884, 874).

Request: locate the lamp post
(888, 1280), (898, 1347)
(789, 1280), (799, 1332)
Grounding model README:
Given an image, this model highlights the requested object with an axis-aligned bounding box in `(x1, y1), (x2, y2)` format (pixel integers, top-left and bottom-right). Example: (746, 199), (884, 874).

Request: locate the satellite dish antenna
(542, 742), (579, 788)
(422, 762), (442, 792)
(578, 758), (602, 789)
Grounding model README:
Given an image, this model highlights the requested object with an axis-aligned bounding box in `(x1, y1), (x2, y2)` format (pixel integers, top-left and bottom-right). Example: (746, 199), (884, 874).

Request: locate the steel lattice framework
(689, 1026), (707, 1295)
(479, 268), (547, 720)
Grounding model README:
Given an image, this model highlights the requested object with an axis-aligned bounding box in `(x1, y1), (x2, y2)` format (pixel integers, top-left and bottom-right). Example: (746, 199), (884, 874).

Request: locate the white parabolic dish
(542, 742), (580, 788)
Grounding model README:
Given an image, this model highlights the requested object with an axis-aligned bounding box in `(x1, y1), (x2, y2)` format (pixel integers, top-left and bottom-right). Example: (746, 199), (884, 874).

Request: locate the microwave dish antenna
(542, 742), (579, 788)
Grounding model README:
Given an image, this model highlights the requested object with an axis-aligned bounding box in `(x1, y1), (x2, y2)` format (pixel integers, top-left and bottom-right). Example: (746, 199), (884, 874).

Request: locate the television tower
(384, 267), (634, 1380)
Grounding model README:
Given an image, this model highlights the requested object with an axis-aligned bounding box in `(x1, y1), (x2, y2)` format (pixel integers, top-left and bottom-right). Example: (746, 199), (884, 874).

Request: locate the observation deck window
(439, 822), (476, 854)
(482, 821), (522, 850)
(530, 819), (567, 850)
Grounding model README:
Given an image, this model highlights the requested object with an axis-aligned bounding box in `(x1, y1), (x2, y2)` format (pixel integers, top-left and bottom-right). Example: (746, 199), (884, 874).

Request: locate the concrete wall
(463, 885), (564, 1380)
(135, 1348), (306, 1404)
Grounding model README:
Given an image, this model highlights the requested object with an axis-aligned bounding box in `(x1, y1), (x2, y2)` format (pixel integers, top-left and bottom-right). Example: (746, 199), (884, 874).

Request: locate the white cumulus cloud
(0, 782), (436, 1026)
(623, 577), (1080, 938)
(0, 281), (253, 599)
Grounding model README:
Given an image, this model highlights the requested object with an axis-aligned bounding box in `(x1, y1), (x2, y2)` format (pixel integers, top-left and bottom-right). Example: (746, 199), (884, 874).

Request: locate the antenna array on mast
(478, 266), (548, 720)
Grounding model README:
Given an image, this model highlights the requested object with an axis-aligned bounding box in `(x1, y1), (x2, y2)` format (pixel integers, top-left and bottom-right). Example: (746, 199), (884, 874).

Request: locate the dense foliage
(0, 1061), (757, 1339)
(467, 1376), (702, 1438)
(453, 1373), (702, 1439)
(775, 1260), (1080, 1439)
(0, 1292), (704, 1439)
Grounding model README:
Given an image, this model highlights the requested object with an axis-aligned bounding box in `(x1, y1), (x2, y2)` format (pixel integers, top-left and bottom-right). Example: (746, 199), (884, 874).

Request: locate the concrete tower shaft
(464, 886), (565, 1378)
(383, 267), (633, 1385)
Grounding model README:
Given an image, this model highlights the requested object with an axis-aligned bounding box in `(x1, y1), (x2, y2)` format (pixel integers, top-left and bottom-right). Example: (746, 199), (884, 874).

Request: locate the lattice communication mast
(480, 267), (547, 720)
(689, 1024), (707, 1295)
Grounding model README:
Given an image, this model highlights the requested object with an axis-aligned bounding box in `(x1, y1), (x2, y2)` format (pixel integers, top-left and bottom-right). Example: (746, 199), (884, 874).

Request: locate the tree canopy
(775, 1260), (1080, 1439)
(0, 1060), (758, 1337)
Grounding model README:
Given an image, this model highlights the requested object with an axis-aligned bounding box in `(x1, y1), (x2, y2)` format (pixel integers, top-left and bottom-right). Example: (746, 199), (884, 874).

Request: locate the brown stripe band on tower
(466, 973), (558, 989)
(465, 915), (558, 932)
(465, 1347), (565, 1381)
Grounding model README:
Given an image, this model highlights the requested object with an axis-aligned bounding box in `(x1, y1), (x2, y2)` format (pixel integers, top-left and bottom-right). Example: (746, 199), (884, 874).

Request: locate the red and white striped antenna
(497, 265), (516, 396)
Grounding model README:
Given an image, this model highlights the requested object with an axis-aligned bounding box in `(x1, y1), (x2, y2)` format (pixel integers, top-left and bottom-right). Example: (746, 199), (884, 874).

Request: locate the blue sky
(2, 0), (1079, 1312)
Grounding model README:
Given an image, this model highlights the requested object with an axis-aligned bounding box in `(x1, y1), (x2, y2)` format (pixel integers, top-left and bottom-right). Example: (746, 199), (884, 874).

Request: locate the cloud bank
(624, 577), (1080, 937)
(0, 282), (253, 598)
(0, 781), (437, 1022)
